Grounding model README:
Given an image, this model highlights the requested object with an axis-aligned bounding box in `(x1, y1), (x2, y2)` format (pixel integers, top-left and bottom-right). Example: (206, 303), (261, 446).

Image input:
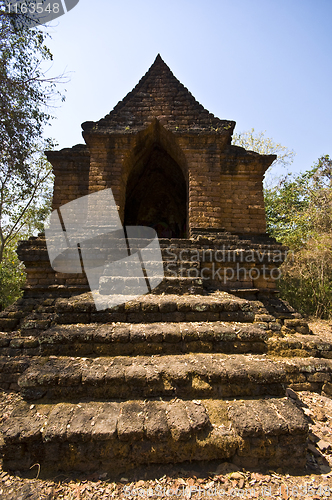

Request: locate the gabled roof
(82, 55), (235, 135)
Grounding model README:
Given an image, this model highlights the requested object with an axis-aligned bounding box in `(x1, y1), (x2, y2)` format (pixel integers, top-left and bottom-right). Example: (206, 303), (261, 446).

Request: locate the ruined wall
(47, 145), (90, 211)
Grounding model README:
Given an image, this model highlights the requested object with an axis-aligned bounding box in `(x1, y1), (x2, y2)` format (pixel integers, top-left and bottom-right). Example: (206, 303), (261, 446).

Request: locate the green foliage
(0, 240), (25, 309)
(279, 234), (332, 319)
(0, 149), (53, 309)
(233, 128), (295, 166)
(265, 155), (332, 248)
(0, 4), (63, 175)
(265, 155), (332, 318)
(0, 143), (54, 253)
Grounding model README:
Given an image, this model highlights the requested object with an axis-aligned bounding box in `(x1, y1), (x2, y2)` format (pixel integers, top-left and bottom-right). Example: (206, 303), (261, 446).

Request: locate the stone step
(22, 283), (90, 299)
(0, 395), (308, 474)
(3, 354), (332, 398)
(97, 260), (200, 276)
(2, 323), (332, 361)
(0, 357), (30, 391)
(0, 322), (269, 358)
(100, 260), (281, 283)
(18, 237), (284, 263)
(160, 247), (285, 263)
(15, 353), (332, 401)
(53, 292), (255, 325)
(18, 234), (287, 301)
(268, 333), (332, 359)
(18, 354), (286, 401)
(0, 292), (303, 338)
(101, 276), (206, 295)
(52, 292), (299, 323)
(158, 236), (285, 250)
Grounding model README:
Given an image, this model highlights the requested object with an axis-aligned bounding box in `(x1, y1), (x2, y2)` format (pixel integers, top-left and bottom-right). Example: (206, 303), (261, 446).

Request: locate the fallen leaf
(317, 439), (331, 452)
(238, 478), (245, 489)
(229, 472), (243, 480)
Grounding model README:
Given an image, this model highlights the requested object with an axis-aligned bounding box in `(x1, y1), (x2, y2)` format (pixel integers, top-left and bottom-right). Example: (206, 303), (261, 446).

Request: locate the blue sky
(44, 0), (332, 179)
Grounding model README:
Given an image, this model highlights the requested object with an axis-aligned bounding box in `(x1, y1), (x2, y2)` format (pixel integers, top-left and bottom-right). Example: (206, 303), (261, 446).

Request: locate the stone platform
(17, 235), (286, 299)
(1, 285), (327, 475)
(0, 236), (326, 475)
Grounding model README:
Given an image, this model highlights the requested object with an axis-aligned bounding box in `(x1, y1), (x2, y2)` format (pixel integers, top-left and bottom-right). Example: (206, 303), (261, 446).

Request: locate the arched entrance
(124, 144), (187, 238)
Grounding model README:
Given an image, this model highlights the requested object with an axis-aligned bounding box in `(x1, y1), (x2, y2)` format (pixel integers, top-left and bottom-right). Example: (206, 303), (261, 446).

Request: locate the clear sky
(43, 0), (332, 179)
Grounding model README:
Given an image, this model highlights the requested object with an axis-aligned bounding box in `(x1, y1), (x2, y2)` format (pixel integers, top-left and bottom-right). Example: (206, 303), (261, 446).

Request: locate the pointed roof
(82, 55), (235, 135)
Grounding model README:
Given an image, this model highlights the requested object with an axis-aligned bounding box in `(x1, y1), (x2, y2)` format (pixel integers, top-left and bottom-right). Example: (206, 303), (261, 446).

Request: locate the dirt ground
(1, 319), (332, 500)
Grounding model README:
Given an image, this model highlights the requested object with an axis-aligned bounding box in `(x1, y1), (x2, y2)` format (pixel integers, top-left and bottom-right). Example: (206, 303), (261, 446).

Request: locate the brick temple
(1, 55), (326, 477)
(48, 54), (275, 238)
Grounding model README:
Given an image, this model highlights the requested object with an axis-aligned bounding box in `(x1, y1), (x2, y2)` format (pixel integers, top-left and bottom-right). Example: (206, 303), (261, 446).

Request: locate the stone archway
(124, 144), (187, 238)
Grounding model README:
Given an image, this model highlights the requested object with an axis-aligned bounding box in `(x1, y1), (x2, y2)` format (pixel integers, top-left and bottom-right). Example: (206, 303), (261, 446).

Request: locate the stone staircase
(0, 236), (330, 476)
(16, 234), (286, 299)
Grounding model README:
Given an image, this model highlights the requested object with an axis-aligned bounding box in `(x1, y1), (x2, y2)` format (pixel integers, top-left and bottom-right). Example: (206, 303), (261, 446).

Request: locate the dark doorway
(124, 145), (187, 238)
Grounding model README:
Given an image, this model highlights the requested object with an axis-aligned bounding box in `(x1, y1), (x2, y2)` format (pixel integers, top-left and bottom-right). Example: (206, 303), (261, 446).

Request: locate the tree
(232, 128), (295, 186)
(0, 4), (65, 253)
(0, 4), (63, 171)
(0, 142), (54, 259)
(265, 155), (332, 248)
(0, 239), (26, 309)
(279, 233), (332, 318)
(0, 4), (65, 306)
(233, 129), (332, 317)
(265, 155), (332, 318)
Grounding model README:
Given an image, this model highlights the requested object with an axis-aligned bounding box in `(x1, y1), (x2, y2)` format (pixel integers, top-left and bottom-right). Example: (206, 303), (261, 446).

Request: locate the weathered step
(16, 354), (290, 401)
(52, 292), (255, 325)
(102, 276), (206, 295)
(160, 247), (285, 265)
(0, 292), (302, 335)
(158, 237), (286, 252)
(280, 356), (332, 394)
(4, 319), (325, 360)
(0, 395), (308, 474)
(267, 333), (332, 359)
(4, 354), (332, 399)
(99, 260), (200, 278)
(0, 357), (30, 391)
(0, 322), (269, 358)
(100, 271), (279, 295)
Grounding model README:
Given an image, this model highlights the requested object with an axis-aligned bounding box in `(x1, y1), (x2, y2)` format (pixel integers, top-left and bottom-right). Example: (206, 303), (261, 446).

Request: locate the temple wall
(46, 127), (271, 237)
(47, 146), (90, 211)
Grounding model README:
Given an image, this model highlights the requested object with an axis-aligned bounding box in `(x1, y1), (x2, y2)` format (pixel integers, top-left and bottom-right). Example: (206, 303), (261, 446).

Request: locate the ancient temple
(18, 54), (281, 299)
(1, 55), (328, 478)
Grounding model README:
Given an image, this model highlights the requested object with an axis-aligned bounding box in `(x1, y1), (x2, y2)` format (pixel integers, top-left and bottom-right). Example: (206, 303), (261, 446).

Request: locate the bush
(0, 244), (25, 310)
(279, 235), (332, 318)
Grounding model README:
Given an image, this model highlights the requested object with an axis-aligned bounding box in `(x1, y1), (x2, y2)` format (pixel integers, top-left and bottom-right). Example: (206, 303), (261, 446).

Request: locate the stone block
(166, 400), (192, 441)
(117, 402), (145, 441)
